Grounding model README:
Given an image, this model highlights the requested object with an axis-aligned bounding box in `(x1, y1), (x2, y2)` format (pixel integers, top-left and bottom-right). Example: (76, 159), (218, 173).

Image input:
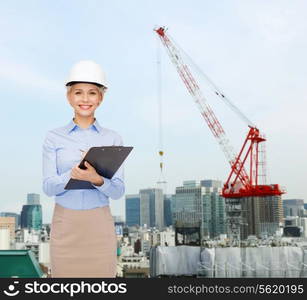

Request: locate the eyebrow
(73, 89), (98, 91)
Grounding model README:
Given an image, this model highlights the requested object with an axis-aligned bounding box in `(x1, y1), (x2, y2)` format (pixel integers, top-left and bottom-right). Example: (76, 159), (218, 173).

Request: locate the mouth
(78, 105), (93, 110)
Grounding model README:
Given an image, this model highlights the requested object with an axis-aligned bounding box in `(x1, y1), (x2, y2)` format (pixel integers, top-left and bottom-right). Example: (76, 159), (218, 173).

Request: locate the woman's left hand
(71, 161), (104, 186)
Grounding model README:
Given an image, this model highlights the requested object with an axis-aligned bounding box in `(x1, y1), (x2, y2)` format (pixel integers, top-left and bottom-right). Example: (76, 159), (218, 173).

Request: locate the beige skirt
(50, 203), (117, 278)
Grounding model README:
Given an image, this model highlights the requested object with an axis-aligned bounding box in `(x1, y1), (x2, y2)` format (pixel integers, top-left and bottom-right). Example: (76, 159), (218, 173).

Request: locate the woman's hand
(71, 161), (104, 186)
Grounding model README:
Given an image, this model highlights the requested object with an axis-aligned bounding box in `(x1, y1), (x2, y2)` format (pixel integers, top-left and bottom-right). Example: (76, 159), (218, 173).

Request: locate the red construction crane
(154, 26), (285, 199)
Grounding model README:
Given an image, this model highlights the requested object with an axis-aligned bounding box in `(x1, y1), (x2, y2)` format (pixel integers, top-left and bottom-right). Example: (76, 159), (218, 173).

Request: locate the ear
(67, 93), (73, 106)
(98, 92), (104, 106)
(66, 88), (75, 105)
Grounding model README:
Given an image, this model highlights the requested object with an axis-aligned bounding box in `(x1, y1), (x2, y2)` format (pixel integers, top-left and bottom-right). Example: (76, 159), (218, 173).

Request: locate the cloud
(235, 1), (307, 44)
(0, 58), (63, 95)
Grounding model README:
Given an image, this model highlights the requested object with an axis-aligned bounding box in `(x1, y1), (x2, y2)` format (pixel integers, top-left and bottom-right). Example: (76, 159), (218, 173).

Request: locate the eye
(75, 91), (81, 95)
(90, 92), (97, 95)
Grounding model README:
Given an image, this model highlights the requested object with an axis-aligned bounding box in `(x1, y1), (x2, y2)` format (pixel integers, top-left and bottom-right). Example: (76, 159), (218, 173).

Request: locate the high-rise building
(125, 194), (140, 227)
(0, 216), (16, 242)
(172, 180), (203, 231)
(283, 199), (305, 217)
(140, 188), (164, 230)
(241, 195), (284, 239)
(164, 194), (173, 227)
(210, 192), (227, 237)
(20, 193), (42, 230)
(200, 180), (226, 237)
(172, 180), (226, 239)
(201, 180), (222, 189)
(27, 193), (40, 205)
(0, 212), (20, 229)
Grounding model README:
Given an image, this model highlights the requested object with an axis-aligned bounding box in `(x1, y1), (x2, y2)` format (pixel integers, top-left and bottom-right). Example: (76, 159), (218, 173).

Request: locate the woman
(42, 60), (124, 278)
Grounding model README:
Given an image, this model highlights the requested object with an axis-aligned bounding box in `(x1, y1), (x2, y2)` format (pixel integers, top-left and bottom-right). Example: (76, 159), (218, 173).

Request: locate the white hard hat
(65, 60), (108, 88)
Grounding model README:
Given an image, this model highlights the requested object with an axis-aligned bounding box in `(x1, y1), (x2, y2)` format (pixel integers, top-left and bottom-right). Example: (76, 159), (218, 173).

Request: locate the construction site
(154, 26), (285, 243)
(150, 243), (307, 278)
(145, 26), (303, 277)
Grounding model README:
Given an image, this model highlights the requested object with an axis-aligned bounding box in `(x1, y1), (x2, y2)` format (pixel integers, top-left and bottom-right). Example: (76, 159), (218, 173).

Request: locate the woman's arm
(42, 132), (71, 197)
(92, 167), (125, 200)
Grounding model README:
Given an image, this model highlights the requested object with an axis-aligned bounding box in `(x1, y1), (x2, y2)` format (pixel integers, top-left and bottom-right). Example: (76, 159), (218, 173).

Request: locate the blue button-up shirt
(42, 118), (125, 210)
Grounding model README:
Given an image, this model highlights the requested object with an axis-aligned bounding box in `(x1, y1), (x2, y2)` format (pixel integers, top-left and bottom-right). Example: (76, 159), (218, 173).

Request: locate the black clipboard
(64, 146), (133, 190)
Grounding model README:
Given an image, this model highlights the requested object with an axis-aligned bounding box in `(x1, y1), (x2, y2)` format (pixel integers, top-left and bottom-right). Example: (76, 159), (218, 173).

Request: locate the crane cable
(156, 33), (166, 185)
(168, 32), (255, 128)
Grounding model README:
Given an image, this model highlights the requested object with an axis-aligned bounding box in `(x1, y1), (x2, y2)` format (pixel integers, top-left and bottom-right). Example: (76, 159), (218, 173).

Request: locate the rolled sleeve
(93, 177), (111, 192)
(42, 133), (71, 197)
(92, 169), (125, 200)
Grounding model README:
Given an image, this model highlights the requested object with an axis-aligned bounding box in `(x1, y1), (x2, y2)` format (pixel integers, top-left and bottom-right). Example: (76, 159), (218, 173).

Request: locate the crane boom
(155, 26), (284, 198)
(155, 27), (251, 192)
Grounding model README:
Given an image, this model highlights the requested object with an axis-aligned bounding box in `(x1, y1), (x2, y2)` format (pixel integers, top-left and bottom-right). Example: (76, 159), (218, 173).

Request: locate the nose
(81, 94), (89, 102)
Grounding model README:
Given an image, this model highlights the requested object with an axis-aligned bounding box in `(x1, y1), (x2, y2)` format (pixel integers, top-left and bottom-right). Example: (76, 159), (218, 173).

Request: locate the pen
(80, 149), (87, 159)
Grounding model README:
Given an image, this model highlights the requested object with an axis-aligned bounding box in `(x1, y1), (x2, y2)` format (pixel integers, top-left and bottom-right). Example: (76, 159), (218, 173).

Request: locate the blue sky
(1, 0), (306, 223)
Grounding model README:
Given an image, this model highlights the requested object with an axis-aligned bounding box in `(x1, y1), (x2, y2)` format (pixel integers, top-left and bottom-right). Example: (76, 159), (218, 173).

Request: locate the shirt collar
(65, 118), (103, 134)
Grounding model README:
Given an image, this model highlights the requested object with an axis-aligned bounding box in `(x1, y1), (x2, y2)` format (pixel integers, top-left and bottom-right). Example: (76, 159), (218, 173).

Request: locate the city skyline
(1, 184), (305, 225)
(1, 1), (307, 223)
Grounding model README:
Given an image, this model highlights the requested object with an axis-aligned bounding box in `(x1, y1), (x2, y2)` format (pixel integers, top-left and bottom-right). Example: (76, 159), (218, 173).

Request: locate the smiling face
(66, 82), (104, 118)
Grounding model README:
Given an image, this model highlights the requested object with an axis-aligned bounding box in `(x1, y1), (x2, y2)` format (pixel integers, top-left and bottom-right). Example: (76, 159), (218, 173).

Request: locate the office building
(27, 193), (40, 205)
(125, 194), (140, 227)
(0, 216), (16, 242)
(164, 194), (173, 227)
(140, 188), (164, 230)
(0, 212), (20, 229)
(20, 193), (42, 231)
(283, 199), (305, 217)
(172, 179), (226, 239)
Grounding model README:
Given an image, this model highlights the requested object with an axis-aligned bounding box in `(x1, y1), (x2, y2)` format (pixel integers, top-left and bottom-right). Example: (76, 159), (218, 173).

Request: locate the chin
(76, 110), (95, 117)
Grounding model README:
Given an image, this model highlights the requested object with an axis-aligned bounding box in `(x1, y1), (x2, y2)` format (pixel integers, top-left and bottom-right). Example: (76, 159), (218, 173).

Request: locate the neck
(73, 115), (95, 129)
